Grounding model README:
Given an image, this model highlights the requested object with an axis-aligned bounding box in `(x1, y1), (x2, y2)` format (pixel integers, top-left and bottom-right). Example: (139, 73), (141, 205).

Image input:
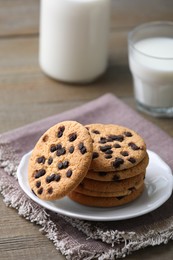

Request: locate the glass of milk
(39, 0), (110, 84)
(128, 21), (173, 117)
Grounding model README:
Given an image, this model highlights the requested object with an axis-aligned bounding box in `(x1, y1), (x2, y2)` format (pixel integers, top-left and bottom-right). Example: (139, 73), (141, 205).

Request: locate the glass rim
(128, 21), (173, 60)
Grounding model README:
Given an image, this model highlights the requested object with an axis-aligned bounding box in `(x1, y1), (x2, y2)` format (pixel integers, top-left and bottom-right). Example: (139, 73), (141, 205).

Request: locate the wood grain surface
(0, 0), (173, 259)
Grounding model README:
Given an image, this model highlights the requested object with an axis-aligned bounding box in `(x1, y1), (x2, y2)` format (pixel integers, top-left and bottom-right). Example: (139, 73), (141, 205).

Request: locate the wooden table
(0, 1), (173, 259)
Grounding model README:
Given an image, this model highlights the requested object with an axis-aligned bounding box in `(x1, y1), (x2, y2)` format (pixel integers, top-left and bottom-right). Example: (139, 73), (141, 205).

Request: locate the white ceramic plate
(17, 150), (173, 221)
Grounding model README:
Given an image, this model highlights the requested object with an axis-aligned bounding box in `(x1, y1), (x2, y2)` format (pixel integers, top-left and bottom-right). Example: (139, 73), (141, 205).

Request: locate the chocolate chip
(78, 142), (87, 154)
(69, 133), (77, 142)
(128, 157), (136, 164)
(92, 152), (99, 159)
(100, 145), (112, 152)
(42, 135), (48, 142)
(124, 131), (133, 137)
(112, 174), (120, 181)
(69, 146), (74, 153)
(105, 154), (112, 159)
(114, 143), (121, 148)
(78, 142), (84, 150)
(108, 135), (124, 142)
(81, 147), (87, 154)
(50, 145), (57, 153)
(92, 130), (100, 134)
(36, 156), (46, 164)
(55, 174), (61, 182)
(50, 144), (62, 153)
(120, 151), (129, 157)
(46, 174), (56, 183)
(46, 173), (61, 183)
(37, 187), (43, 195)
(113, 158), (124, 168)
(99, 137), (107, 144)
(48, 187), (53, 194)
(128, 142), (140, 150)
(63, 161), (69, 168)
(105, 149), (113, 154)
(99, 172), (107, 176)
(56, 143), (62, 150)
(57, 126), (65, 138)
(35, 169), (46, 178)
(106, 137), (114, 142)
(48, 157), (53, 165)
(36, 181), (41, 188)
(66, 169), (72, 178)
(58, 162), (63, 169)
(116, 195), (125, 200)
(56, 147), (66, 156)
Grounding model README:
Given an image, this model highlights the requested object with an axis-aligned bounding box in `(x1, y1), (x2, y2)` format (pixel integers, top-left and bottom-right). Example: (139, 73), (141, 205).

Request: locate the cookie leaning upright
(28, 121), (93, 200)
(86, 124), (147, 172)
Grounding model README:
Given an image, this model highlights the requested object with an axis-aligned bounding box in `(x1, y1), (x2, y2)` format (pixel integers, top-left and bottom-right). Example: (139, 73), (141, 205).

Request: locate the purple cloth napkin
(0, 93), (173, 259)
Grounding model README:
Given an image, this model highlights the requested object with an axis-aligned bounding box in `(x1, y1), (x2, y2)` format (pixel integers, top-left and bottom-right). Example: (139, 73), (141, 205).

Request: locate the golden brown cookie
(28, 121), (93, 200)
(74, 173), (144, 197)
(68, 183), (144, 207)
(86, 153), (149, 181)
(75, 171), (145, 194)
(86, 124), (147, 172)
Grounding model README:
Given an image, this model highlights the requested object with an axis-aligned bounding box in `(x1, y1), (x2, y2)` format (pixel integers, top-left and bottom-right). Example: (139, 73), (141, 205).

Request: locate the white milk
(39, 0), (110, 83)
(129, 37), (173, 108)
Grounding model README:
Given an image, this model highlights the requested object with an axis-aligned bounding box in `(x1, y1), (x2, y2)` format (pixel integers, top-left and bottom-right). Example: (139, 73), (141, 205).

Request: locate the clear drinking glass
(128, 21), (173, 117)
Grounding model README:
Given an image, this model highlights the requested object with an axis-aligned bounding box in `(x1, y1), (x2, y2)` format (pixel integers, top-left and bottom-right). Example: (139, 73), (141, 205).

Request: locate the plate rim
(17, 150), (173, 221)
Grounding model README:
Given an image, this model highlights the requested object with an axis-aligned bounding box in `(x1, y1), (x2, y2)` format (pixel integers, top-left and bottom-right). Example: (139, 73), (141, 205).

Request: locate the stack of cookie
(68, 124), (149, 207)
(28, 121), (149, 208)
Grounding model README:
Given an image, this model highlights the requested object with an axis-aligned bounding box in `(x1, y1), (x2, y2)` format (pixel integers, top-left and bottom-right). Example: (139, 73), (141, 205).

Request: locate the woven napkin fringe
(62, 215), (173, 251)
(62, 215), (136, 246)
(0, 143), (18, 178)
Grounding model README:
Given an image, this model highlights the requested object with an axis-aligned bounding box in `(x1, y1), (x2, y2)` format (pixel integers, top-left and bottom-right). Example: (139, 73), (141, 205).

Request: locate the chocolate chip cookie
(75, 171), (145, 195)
(28, 121), (93, 200)
(86, 153), (149, 181)
(68, 183), (144, 207)
(86, 124), (147, 172)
